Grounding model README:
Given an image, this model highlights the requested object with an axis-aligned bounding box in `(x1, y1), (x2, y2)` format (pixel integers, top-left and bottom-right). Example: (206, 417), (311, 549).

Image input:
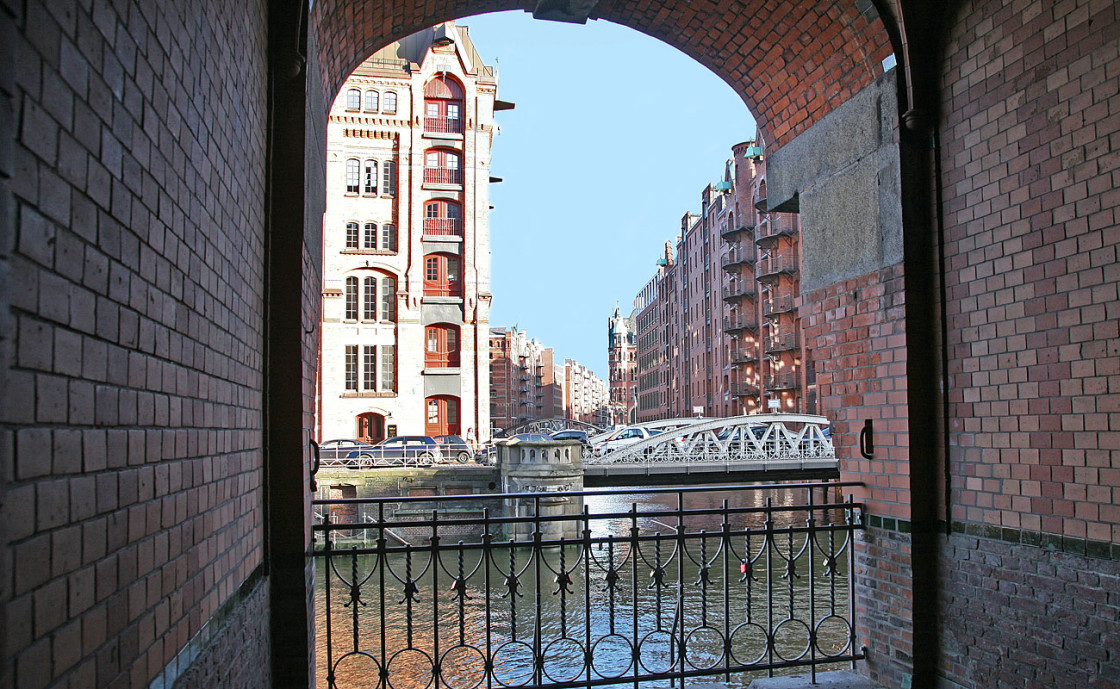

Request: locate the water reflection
(314, 484), (859, 689)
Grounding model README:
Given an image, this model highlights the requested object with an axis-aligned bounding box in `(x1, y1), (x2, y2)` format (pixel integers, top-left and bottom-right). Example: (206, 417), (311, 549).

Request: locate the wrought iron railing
(423, 218), (462, 236)
(424, 167), (463, 185)
(313, 483), (864, 689)
(426, 116), (464, 134)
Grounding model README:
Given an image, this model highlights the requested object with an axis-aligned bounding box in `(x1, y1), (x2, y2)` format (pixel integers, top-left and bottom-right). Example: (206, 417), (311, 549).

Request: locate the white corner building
(318, 22), (506, 443)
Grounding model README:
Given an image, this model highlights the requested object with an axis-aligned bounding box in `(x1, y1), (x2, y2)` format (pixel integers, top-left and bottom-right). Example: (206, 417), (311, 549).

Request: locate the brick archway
(310, 1), (895, 148)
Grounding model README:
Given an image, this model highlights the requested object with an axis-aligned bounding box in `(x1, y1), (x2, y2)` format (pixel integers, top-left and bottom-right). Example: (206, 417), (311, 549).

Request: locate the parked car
(434, 435), (474, 463)
(508, 432), (554, 442)
(318, 439), (377, 462)
(369, 436), (445, 466)
(592, 426), (663, 456)
(550, 429), (591, 450)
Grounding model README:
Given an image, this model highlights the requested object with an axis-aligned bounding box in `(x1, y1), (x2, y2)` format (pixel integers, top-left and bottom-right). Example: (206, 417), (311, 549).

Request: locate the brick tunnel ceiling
(311, 0), (894, 148)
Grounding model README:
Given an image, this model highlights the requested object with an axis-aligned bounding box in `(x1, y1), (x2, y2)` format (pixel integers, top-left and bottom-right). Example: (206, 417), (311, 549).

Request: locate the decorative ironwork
(314, 483), (864, 688)
(496, 418), (606, 438)
(588, 414), (834, 467)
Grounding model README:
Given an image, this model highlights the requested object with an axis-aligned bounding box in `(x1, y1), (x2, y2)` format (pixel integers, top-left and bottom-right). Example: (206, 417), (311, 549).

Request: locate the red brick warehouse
(1, 0), (1117, 688)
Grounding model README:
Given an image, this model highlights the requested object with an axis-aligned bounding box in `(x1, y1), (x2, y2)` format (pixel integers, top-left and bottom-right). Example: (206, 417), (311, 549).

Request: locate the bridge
(582, 413), (837, 486)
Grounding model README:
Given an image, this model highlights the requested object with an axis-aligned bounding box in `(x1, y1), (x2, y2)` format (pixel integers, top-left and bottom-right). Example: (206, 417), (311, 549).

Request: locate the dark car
(319, 439), (378, 463)
(550, 429), (591, 448)
(434, 435), (474, 463)
(369, 436), (445, 466)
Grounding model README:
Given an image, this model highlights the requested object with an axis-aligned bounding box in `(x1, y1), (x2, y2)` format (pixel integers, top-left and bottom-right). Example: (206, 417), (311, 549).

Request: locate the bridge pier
(498, 439), (584, 540)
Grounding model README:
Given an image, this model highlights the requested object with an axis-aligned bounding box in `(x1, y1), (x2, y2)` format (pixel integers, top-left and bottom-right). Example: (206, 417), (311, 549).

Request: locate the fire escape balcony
(765, 371), (799, 390)
(728, 347), (755, 365)
(766, 333), (800, 353)
(721, 222), (754, 239)
(756, 215), (798, 244)
(730, 381), (760, 397)
(720, 249), (755, 270)
(723, 315), (758, 334)
(721, 282), (756, 302)
(762, 294), (796, 316)
(756, 254), (798, 280)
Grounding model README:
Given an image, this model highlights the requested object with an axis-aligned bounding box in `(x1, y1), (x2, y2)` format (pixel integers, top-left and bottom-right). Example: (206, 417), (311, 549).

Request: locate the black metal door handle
(859, 419), (874, 459)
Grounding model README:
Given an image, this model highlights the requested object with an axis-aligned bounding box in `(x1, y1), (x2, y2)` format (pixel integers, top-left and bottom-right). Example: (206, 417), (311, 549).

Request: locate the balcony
(756, 254), (798, 280)
(424, 116), (463, 134)
(721, 282), (756, 302)
(720, 248), (755, 269)
(721, 222), (753, 239)
(762, 294), (796, 316)
(766, 332), (800, 353)
(730, 381), (760, 397)
(766, 371), (799, 390)
(423, 218), (462, 237)
(313, 483), (864, 689)
(729, 347), (755, 365)
(423, 167), (462, 186)
(756, 215), (798, 243)
(724, 314), (758, 333)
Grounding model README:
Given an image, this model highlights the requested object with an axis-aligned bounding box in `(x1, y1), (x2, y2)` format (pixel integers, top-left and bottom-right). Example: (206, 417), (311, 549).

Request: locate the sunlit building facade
(318, 23), (506, 442)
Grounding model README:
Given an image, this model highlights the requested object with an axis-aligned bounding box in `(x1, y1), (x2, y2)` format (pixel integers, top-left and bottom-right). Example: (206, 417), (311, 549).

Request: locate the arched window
(345, 222), (359, 249)
(383, 91), (397, 114)
(345, 88), (360, 111)
(380, 223), (397, 252)
(363, 159), (378, 194)
(423, 200), (462, 237)
(364, 90), (379, 112)
(344, 277), (358, 320)
(363, 277), (376, 320)
(363, 222), (377, 250)
(423, 149), (461, 185)
(345, 158), (360, 193)
(425, 395), (460, 436)
(424, 76), (464, 134)
(425, 324), (461, 368)
(424, 254), (461, 297)
(381, 159), (397, 196)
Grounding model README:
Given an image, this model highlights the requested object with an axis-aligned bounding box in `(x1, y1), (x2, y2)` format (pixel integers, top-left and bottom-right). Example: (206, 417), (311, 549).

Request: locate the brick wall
(800, 264), (914, 685)
(1, 0), (272, 686)
(309, 0), (892, 149)
(937, 0), (1120, 685)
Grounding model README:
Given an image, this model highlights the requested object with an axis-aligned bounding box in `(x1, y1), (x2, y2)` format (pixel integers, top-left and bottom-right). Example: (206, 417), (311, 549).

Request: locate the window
(345, 89), (360, 111)
(380, 345), (395, 392)
(423, 254), (461, 297)
(363, 223), (377, 250)
(345, 222), (359, 249)
(363, 345), (376, 390)
(364, 160), (378, 194)
(364, 90), (379, 112)
(383, 91), (397, 114)
(363, 277), (376, 320)
(381, 159), (396, 196)
(423, 149), (462, 185)
(425, 324), (461, 368)
(424, 76), (464, 134)
(423, 200), (462, 236)
(345, 277), (358, 320)
(345, 159), (360, 193)
(344, 345), (358, 390)
(381, 223), (397, 252)
(380, 276), (396, 322)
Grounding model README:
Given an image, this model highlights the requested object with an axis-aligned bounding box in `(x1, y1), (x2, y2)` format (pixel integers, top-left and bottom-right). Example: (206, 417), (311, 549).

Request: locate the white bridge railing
(588, 414), (835, 466)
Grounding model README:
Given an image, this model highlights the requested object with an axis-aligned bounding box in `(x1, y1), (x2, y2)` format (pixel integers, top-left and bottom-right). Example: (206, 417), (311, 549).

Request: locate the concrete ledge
(747, 670), (882, 689)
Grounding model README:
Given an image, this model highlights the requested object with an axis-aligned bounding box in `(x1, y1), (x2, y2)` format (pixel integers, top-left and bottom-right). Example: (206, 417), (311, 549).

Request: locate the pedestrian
(466, 427), (476, 451)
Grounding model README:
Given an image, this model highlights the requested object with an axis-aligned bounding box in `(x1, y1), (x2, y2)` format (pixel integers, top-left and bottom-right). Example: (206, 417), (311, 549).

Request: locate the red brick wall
(1, 0), (271, 686)
(935, 0), (1120, 685)
(309, 0), (892, 149)
(801, 264), (914, 685)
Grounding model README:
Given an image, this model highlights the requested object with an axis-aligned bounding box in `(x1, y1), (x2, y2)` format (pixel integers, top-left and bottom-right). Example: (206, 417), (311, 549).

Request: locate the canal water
(314, 484), (857, 689)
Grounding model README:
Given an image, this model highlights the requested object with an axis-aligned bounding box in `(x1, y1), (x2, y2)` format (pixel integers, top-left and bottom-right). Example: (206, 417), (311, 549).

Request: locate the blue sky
(462, 12), (756, 377)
